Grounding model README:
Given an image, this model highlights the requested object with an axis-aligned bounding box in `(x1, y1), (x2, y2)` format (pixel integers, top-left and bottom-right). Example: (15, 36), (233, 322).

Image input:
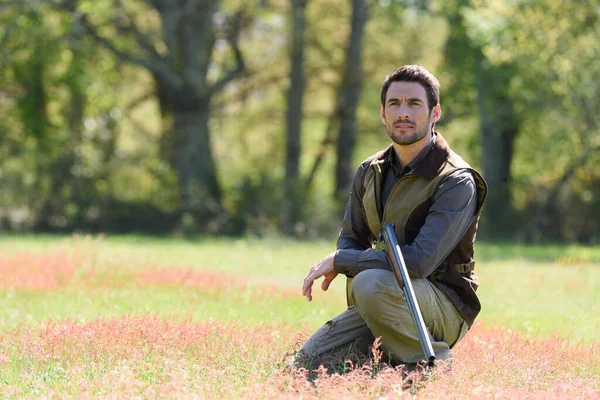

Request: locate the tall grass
(0, 234), (598, 398)
(0, 316), (598, 398)
(1, 234), (597, 339)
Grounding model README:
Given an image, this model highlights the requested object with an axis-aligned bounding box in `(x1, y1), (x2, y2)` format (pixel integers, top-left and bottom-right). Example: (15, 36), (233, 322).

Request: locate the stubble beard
(386, 115), (432, 146)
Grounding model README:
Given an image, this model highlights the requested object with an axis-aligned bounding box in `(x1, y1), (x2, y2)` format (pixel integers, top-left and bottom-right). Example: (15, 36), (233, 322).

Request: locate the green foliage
(476, 0), (600, 242)
(1, 0), (177, 232)
(0, 0), (598, 242)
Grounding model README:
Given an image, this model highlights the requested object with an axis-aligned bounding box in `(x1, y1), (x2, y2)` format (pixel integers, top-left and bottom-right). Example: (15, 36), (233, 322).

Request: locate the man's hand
(302, 251), (339, 301)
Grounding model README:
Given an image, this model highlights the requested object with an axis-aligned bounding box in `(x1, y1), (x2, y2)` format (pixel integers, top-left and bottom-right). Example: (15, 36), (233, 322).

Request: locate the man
(296, 65), (487, 372)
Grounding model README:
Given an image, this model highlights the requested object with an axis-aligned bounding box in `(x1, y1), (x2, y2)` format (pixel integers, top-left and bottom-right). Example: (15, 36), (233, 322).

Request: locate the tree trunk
(17, 41), (53, 230)
(172, 97), (223, 225)
(282, 0), (308, 234)
(442, 0), (520, 238)
(474, 53), (519, 237)
(334, 0), (368, 205)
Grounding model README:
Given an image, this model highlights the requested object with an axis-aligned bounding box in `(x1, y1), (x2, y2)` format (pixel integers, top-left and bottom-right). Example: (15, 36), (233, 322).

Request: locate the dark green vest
(347, 133), (487, 327)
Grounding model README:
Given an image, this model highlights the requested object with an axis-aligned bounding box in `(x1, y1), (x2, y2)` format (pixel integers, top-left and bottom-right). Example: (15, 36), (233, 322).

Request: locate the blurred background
(0, 0), (598, 243)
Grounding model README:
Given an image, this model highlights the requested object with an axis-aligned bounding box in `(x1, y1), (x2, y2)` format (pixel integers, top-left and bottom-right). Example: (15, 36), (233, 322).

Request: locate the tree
(49, 0), (247, 230)
(283, 0), (309, 234)
(442, 0), (519, 237)
(486, 0), (600, 242)
(35, 30), (88, 231)
(442, 0), (600, 241)
(0, 2), (62, 228)
(333, 0), (369, 205)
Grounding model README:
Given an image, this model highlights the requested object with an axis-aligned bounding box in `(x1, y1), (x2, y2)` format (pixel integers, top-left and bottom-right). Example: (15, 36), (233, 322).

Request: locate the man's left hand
(302, 251), (339, 301)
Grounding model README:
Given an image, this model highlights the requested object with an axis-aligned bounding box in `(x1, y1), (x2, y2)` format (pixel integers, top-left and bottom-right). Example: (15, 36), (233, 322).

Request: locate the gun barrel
(383, 223), (436, 366)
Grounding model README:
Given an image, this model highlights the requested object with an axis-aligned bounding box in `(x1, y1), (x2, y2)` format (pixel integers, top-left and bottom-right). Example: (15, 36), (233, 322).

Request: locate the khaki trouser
(296, 269), (469, 370)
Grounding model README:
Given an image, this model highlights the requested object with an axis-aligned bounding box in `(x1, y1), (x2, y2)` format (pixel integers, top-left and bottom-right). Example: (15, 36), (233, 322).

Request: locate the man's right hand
(302, 252), (339, 302)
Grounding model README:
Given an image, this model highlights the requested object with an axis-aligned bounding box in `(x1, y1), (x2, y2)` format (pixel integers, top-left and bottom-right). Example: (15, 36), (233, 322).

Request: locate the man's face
(380, 81), (440, 146)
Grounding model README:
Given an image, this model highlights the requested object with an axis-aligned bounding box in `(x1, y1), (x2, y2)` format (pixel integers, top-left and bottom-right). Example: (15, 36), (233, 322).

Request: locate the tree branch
(127, 116), (160, 143)
(435, 108), (472, 127)
(124, 91), (155, 112)
(75, 13), (183, 89)
(305, 108), (340, 191)
(44, 0), (184, 89)
(115, 0), (165, 61)
(209, 10), (246, 96)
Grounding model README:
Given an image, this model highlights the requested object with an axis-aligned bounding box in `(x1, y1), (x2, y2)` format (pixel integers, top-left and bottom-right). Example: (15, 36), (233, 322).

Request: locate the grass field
(0, 234), (598, 398)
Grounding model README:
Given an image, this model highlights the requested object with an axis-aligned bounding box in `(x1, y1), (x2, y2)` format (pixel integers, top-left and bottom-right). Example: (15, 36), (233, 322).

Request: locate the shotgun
(382, 222), (436, 367)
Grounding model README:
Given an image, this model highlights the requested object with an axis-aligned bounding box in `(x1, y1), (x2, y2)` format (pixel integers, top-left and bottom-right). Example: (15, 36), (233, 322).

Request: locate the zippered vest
(346, 133), (487, 327)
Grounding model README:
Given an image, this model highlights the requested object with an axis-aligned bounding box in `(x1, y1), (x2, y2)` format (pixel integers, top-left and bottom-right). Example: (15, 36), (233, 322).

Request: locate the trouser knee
(351, 269), (402, 319)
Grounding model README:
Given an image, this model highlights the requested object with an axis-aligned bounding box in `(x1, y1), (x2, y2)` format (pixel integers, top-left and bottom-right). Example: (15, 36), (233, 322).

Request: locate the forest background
(1, 0), (599, 243)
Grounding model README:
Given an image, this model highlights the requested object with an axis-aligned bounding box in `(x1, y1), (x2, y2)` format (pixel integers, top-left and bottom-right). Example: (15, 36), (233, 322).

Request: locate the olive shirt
(333, 133), (477, 279)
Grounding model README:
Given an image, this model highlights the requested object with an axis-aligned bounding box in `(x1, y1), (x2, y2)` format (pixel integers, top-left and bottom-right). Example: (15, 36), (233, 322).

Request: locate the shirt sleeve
(333, 169), (477, 278)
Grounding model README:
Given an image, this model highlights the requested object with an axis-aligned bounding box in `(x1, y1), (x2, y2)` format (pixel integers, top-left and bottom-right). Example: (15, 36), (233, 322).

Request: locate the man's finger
(302, 275), (315, 298)
(302, 273), (314, 293)
(302, 262), (327, 301)
(303, 280), (313, 301)
(304, 268), (323, 289)
(321, 277), (332, 291)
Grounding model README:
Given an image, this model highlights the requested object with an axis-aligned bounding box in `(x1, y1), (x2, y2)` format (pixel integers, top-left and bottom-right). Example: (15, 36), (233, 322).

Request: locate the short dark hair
(380, 65), (440, 112)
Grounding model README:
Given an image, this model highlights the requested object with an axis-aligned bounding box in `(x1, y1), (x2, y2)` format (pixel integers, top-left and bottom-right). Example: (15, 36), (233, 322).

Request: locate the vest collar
(369, 132), (452, 179)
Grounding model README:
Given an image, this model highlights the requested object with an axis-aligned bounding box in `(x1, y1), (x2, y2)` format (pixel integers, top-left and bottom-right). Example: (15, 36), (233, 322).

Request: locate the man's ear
(380, 106), (386, 125)
(431, 104), (441, 123)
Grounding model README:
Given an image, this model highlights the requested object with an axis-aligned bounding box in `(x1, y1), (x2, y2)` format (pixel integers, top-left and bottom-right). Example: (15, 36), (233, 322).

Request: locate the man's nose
(397, 103), (411, 118)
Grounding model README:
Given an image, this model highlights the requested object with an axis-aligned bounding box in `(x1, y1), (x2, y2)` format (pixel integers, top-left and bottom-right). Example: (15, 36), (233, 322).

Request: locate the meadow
(0, 234), (598, 399)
